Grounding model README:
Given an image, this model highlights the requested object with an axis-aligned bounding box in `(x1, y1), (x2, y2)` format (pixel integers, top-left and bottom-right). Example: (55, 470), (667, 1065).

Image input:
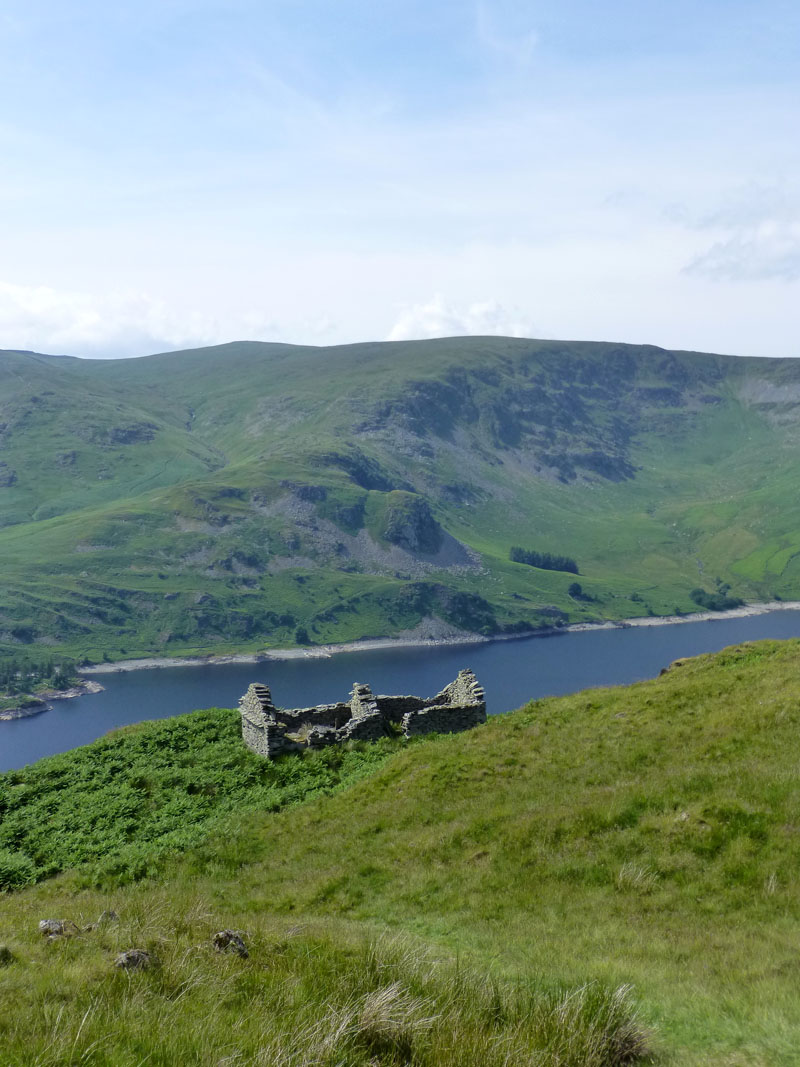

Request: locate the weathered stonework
(239, 669), (486, 760)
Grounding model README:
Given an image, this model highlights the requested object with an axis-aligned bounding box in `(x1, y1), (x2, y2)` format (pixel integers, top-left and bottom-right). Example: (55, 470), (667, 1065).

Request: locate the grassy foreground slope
(2, 639), (800, 1063)
(4, 338), (800, 663)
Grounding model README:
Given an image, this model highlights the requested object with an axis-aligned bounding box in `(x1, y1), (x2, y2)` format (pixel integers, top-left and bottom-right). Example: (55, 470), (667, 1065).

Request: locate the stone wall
(401, 669), (486, 737)
(276, 702), (351, 730)
(260, 720), (304, 758)
(338, 683), (388, 742)
(371, 694), (427, 718)
(239, 683), (279, 758)
(239, 668), (486, 760)
(401, 701), (486, 736)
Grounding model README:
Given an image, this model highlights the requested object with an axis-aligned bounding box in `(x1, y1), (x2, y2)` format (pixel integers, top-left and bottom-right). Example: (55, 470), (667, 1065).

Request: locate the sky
(0, 0), (798, 359)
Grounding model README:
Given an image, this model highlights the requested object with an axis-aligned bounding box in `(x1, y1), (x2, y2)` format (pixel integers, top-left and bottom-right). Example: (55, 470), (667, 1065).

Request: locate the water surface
(4, 610), (800, 773)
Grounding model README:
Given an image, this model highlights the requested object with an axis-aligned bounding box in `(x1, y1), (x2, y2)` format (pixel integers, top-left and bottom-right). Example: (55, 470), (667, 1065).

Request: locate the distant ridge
(2, 334), (800, 663)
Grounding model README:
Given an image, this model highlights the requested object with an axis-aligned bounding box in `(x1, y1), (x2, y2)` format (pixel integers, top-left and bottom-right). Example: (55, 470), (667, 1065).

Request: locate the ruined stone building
(239, 668), (486, 759)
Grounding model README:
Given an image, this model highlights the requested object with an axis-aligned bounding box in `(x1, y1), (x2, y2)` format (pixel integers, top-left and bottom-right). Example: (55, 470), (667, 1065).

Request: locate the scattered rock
(0, 945), (15, 966)
(103, 423), (158, 446)
(114, 949), (154, 971)
(39, 919), (67, 938)
(212, 930), (249, 958)
(85, 909), (119, 932)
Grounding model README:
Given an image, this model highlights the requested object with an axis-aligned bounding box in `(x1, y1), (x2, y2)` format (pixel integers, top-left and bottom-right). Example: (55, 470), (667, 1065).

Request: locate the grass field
(2, 638), (800, 1063)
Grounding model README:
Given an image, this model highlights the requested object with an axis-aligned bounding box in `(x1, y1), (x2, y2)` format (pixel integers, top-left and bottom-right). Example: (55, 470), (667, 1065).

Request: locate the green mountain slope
(2, 639), (800, 1063)
(3, 336), (800, 661)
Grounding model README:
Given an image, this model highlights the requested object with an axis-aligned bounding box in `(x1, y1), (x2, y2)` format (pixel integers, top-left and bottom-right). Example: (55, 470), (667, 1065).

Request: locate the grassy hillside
(2, 639), (800, 1063)
(0, 715), (400, 887)
(4, 336), (800, 663)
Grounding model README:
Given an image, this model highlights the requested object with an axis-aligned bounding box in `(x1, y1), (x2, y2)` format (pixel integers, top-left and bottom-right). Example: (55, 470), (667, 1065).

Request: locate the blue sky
(0, 1), (798, 357)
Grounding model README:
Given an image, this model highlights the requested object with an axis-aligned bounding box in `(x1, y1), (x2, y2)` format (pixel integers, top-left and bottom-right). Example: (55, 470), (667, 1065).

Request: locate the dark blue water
(4, 609), (800, 773)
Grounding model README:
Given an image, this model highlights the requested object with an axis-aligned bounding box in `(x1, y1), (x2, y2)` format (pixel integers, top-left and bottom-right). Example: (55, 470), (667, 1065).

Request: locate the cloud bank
(0, 282), (214, 358)
(681, 185), (800, 283)
(387, 295), (538, 341)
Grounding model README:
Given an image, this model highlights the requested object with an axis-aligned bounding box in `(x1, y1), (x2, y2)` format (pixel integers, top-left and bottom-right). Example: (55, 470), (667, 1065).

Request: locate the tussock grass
(0, 915), (649, 1066)
(616, 863), (659, 895)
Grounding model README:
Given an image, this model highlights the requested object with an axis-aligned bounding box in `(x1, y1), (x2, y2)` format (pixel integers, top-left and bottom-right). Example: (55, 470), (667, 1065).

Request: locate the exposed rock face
(88, 423), (158, 446)
(380, 492), (443, 554)
(0, 462), (17, 487)
(240, 669), (486, 760)
(311, 447), (396, 491)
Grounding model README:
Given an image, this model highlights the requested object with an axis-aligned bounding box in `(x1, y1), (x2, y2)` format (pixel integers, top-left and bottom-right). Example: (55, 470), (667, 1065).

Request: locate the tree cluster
(689, 587), (743, 612)
(509, 546), (579, 574)
(0, 655), (77, 695)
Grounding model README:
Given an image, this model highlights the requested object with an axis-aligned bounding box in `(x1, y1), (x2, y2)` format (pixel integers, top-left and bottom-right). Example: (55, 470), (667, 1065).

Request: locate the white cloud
(386, 294), (538, 342)
(0, 281), (216, 357)
(0, 279), (347, 358)
(685, 224), (800, 283)
(0, 281), (299, 358)
(675, 183), (800, 282)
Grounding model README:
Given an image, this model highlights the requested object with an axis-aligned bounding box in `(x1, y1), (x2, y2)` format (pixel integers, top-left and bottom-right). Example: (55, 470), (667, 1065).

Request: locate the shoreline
(79, 599), (800, 675)
(0, 679), (105, 721)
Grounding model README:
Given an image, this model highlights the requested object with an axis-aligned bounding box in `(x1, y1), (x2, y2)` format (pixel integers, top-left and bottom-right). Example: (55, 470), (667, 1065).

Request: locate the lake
(4, 609), (800, 773)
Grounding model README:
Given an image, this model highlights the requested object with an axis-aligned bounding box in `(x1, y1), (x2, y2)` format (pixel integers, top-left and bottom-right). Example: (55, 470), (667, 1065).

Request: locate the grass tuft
(616, 863), (659, 895)
(0, 924), (649, 1066)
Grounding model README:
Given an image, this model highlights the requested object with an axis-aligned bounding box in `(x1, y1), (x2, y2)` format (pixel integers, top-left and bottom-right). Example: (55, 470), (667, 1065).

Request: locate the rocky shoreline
(78, 599), (800, 676)
(0, 680), (105, 722)
(0, 699), (49, 722)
